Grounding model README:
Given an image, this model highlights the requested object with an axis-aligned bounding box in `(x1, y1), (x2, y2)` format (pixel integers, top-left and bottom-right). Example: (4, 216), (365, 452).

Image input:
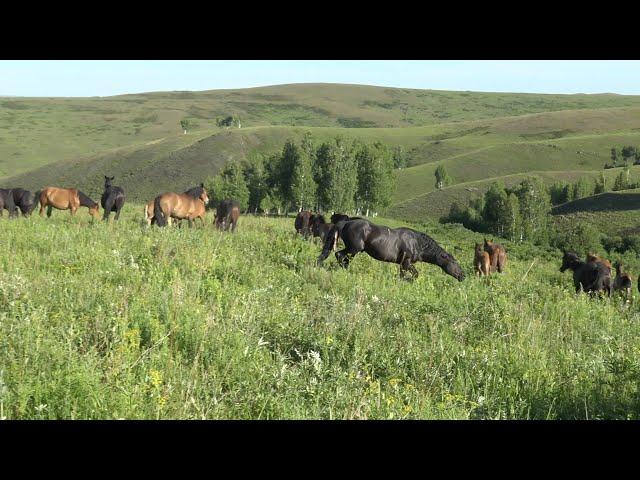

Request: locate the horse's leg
(335, 249), (351, 269)
(188, 218), (193, 228)
(47, 205), (53, 218)
(103, 197), (114, 221)
(40, 201), (45, 217)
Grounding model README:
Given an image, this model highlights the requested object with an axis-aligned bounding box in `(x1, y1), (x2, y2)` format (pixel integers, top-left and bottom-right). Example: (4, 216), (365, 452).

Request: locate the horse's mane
(184, 186), (205, 198)
(414, 231), (447, 258)
(77, 190), (97, 208)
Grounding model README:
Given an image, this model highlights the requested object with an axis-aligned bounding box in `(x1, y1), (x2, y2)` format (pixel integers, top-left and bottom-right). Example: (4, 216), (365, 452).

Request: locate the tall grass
(1, 208), (639, 419)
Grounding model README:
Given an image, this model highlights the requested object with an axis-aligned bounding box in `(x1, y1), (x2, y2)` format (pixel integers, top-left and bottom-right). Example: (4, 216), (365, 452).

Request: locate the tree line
(205, 133), (396, 216)
(605, 145), (640, 169)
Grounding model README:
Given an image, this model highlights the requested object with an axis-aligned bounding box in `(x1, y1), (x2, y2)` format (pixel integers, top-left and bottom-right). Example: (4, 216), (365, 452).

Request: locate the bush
(551, 222), (603, 255)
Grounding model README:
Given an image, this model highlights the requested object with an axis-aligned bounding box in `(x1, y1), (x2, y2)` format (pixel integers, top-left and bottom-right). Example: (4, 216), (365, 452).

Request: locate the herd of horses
(0, 176), (240, 231)
(295, 209), (637, 299)
(0, 177), (637, 299)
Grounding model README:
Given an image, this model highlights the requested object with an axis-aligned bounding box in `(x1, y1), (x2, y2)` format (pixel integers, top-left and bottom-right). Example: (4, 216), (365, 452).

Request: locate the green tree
(511, 177), (551, 244)
(613, 170), (628, 191)
(434, 165), (452, 190)
(572, 177), (594, 200)
(594, 171), (607, 194)
(242, 155), (268, 213)
(206, 161), (250, 210)
(503, 193), (522, 242)
(611, 147), (619, 166)
(549, 181), (569, 205)
(482, 182), (508, 236)
(392, 146), (408, 169)
(180, 119), (191, 134)
(621, 145), (636, 166)
(355, 142), (395, 216)
(314, 137), (357, 213)
(290, 139), (316, 211)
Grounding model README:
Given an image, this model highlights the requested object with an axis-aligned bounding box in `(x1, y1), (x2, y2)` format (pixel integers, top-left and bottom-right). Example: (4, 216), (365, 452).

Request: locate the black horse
(10, 188), (38, 216)
(101, 176), (126, 221)
(331, 213), (351, 224)
(0, 189), (17, 218)
(560, 251), (612, 296)
(215, 198), (240, 232)
(317, 219), (465, 281)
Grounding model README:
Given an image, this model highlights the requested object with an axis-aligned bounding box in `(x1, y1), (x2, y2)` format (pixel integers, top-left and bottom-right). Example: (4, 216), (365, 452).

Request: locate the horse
(560, 251), (611, 296)
(484, 238), (507, 273)
(330, 213), (351, 224)
(10, 188), (37, 217)
(310, 214), (338, 250)
(295, 210), (313, 237)
(144, 185), (206, 226)
(215, 199), (240, 232)
(0, 189), (17, 218)
(38, 187), (100, 218)
(613, 262), (632, 299)
(101, 176), (125, 221)
(474, 243), (491, 277)
(317, 219), (465, 282)
(153, 184), (209, 227)
(586, 253), (612, 275)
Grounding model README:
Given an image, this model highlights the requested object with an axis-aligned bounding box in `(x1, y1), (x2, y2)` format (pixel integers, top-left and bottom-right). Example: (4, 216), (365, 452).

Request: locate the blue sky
(1, 61), (640, 97)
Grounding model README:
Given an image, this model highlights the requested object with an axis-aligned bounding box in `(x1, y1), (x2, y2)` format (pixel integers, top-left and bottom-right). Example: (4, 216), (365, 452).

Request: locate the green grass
(1, 207), (640, 419)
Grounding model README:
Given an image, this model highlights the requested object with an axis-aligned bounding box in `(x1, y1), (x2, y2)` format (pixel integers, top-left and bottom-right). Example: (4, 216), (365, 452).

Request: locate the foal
(613, 262), (632, 300)
(484, 238), (507, 273)
(474, 243), (491, 277)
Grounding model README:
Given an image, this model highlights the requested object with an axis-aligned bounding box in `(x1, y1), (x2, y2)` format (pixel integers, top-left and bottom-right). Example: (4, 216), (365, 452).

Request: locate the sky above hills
(1, 60), (639, 97)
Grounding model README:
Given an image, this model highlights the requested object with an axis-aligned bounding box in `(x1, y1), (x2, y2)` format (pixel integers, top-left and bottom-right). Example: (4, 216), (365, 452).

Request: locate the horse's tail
(5, 189), (17, 217)
(153, 195), (167, 227)
(317, 224), (340, 266)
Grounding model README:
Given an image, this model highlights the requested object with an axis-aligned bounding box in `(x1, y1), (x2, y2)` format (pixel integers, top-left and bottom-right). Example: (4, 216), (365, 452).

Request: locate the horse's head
(474, 242), (483, 254)
(199, 187), (209, 206)
(434, 251), (465, 282)
(104, 175), (114, 188)
(89, 201), (100, 218)
(560, 250), (581, 272)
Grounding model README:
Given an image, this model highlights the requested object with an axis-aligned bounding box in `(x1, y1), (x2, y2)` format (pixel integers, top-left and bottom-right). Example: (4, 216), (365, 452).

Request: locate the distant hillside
(3, 83), (640, 220)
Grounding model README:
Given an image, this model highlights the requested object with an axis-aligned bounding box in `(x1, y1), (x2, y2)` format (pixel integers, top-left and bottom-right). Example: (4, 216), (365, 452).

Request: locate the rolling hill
(2, 83), (640, 219)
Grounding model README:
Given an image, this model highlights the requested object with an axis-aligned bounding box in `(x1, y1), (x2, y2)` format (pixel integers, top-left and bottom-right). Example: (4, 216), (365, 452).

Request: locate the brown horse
(474, 243), (491, 277)
(39, 187), (100, 218)
(153, 184), (209, 227)
(586, 253), (612, 275)
(484, 238), (507, 273)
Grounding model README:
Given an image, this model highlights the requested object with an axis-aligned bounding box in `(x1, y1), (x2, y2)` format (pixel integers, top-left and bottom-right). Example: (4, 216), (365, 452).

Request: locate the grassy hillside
(3, 83), (640, 222)
(2, 209), (640, 419)
(551, 188), (640, 238)
(392, 166), (640, 224)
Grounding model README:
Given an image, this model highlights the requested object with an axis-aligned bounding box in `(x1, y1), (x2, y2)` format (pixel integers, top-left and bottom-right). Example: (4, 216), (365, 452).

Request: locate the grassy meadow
(1, 207), (640, 419)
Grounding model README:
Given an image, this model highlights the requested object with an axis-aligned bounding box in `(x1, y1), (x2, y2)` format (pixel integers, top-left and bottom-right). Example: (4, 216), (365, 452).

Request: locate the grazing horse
(474, 243), (491, 277)
(215, 199), (240, 232)
(101, 176), (125, 221)
(10, 188), (37, 216)
(484, 238), (507, 273)
(613, 262), (632, 299)
(153, 184), (209, 227)
(0, 189), (17, 218)
(295, 210), (313, 237)
(144, 185), (206, 226)
(560, 251), (611, 296)
(317, 219), (465, 282)
(39, 187), (100, 218)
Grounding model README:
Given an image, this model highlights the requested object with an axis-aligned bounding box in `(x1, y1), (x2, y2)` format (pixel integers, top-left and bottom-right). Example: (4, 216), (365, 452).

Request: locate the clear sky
(1, 60), (640, 97)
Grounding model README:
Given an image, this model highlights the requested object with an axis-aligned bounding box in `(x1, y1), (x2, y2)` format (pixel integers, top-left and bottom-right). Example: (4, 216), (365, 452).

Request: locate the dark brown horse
(0, 189), (17, 218)
(215, 199), (240, 232)
(153, 184), (209, 227)
(295, 210), (313, 237)
(39, 187), (100, 218)
(560, 251), (611, 296)
(484, 238), (507, 273)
